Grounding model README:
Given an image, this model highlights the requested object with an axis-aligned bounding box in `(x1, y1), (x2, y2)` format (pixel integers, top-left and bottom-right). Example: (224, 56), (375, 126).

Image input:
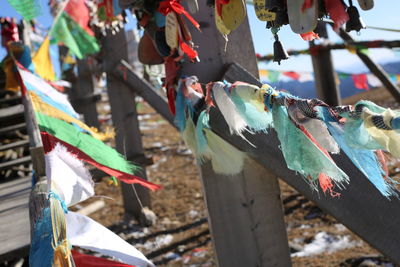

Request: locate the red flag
(72, 250), (136, 267)
(64, 0), (94, 36)
(352, 74), (369, 90)
(283, 71), (300, 80)
(158, 0), (200, 30)
(300, 31), (319, 41)
(41, 132), (162, 191)
(324, 0), (349, 31)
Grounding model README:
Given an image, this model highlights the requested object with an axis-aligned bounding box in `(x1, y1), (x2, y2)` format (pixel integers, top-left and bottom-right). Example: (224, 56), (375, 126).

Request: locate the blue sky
(1, 0), (399, 73)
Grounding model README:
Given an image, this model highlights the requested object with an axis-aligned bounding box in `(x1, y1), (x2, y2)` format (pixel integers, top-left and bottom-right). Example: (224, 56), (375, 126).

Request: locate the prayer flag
(66, 212), (154, 267)
(72, 250), (136, 267)
(33, 37), (56, 81)
(283, 71), (300, 80)
(6, 0), (41, 20)
(50, 0), (99, 59)
(16, 66), (160, 191)
(45, 143), (94, 207)
(352, 74), (369, 90)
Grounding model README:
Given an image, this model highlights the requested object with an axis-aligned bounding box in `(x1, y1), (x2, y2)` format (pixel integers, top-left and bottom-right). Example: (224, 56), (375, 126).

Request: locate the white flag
(45, 143), (94, 207)
(18, 68), (78, 118)
(66, 212), (154, 267)
(366, 74), (382, 88)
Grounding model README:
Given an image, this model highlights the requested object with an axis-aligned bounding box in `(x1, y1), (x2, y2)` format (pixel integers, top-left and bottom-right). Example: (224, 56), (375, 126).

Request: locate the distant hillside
(262, 61), (400, 99)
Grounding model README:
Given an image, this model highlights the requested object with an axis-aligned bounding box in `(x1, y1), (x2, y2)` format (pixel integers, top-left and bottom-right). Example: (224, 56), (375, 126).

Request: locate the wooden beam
(101, 31), (152, 224)
(179, 2), (292, 266)
(0, 177), (30, 262)
(337, 29), (400, 103)
(113, 60), (175, 127)
(221, 62), (400, 264)
(0, 140), (29, 152)
(0, 104), (24, 119)
(0, 156), (31, 170)
(21, 93), (44, 177)
(0, 122), (27, 135)
(0, 95), (21, 105)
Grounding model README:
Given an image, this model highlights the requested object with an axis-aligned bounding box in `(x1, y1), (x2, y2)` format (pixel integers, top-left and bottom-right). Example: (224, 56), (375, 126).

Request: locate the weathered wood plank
(0, 95), (21, 105)
(200, 160), (291, 266)
(21, 93), (42, 152)
(0, 104), (24, 119)
(0, 177), (30, 260)
(0, 140), (29, 152)
(0, 122), (27, 134)
(0, 156), (31, 170)
(220, 62), (400, 263)
(114, 60), (175, 127)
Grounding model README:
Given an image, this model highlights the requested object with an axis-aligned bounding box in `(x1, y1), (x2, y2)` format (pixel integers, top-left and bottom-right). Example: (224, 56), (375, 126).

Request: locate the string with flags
(172, 76), (400, 199)
(259, 69), (400, 91)
(255, 41), (400, 63)
(6, 40), (159, 266)
(1, 1), (160, 264)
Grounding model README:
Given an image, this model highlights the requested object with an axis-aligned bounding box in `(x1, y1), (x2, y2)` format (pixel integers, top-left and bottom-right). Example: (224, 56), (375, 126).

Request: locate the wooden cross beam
(118, 60), (400, 264)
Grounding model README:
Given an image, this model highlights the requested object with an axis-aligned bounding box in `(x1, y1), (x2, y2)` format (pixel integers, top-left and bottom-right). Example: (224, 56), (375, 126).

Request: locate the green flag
(49, 0), (99, 59)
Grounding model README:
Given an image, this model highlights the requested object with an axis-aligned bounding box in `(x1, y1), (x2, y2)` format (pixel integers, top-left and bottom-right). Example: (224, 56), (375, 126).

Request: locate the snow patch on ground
(292, 232), (361, 257)
(138, 234), (174, 251)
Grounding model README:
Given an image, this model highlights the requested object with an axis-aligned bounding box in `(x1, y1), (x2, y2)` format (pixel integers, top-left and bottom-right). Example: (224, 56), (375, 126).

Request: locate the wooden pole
(179, 3), (292, 266)
(57, 46), (99, 129)
(337, 28), (400, 103)
(21, 92), (44, 181)
(101, 30), (152, 224)
(310, 22), (341, 106)
(70, 59), (100, 128)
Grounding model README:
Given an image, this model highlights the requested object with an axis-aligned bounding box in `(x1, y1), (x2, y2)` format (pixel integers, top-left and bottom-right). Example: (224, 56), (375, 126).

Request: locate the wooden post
(337, 28), (400, 103)
(57, 46), (100, 129)
(70, 59), (100, 128)
(179, 3), (292, 266)
(21, 90), (48, 252)
(21, 79), (45, 180)
(101, 30), (152, 223)
(310, 22), (341, 106)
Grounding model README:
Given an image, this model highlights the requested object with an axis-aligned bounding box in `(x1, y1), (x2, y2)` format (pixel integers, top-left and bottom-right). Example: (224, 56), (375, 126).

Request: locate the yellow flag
(3, 56), (20, 92)
(259, 69), (269, 77)
(33, 37), (56, 81)
(30, 91), (114, 141)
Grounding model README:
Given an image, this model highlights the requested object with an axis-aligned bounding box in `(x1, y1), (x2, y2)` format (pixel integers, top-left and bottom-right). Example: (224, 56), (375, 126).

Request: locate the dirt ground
(77, 95), (400, 267)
